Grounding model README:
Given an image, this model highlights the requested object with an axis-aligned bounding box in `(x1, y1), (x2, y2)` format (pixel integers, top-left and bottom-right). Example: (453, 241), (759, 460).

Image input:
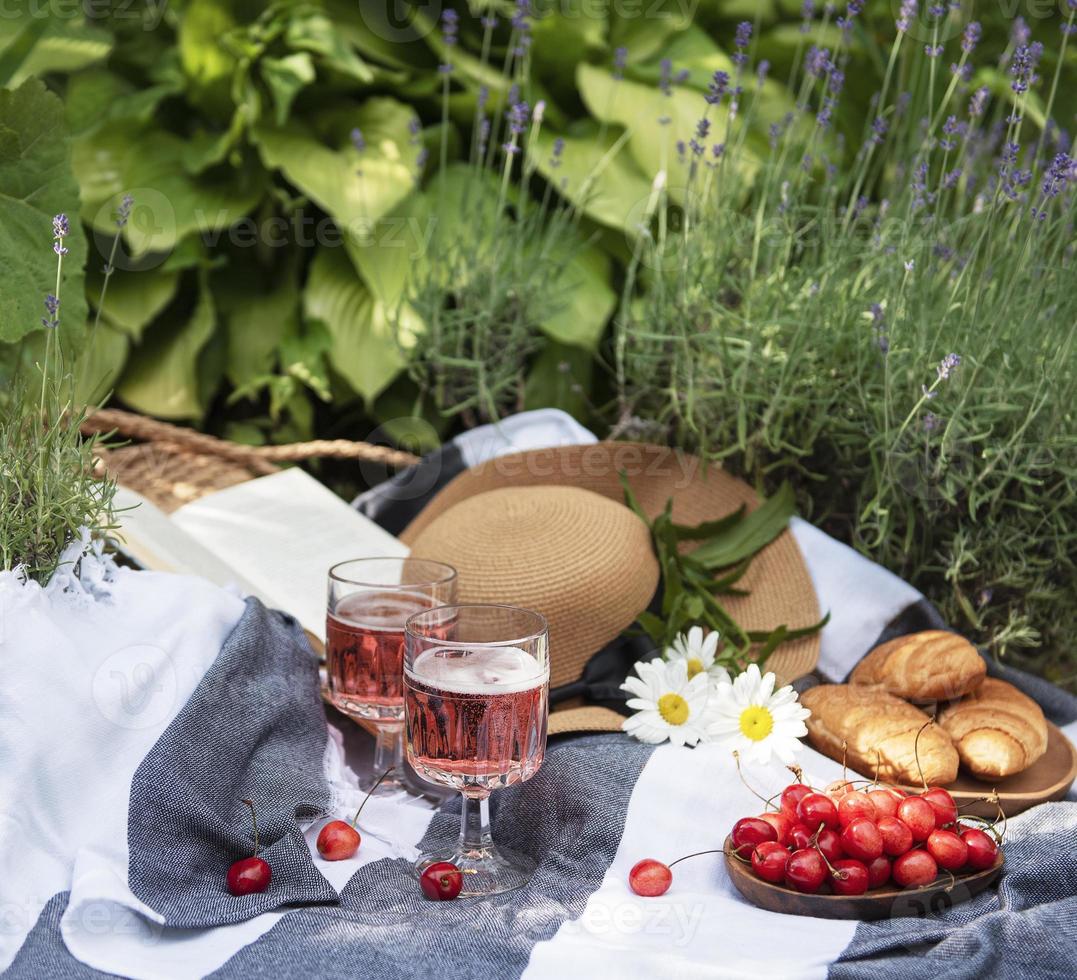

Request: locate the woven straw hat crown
(407, 485), (660, 689)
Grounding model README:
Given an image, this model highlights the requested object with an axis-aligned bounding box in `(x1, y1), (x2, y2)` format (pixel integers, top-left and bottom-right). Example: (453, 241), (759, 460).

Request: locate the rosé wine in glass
(404, 604), (549, 896)
(405, 645), (549, 795)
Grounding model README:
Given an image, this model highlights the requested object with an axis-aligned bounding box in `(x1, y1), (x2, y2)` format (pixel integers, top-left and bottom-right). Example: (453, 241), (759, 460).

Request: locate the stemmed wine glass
(326, 557), (457, 794)
(404, 604), (549, 896)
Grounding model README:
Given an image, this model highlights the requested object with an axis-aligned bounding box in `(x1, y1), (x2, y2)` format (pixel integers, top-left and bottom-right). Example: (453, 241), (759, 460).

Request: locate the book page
(171, 468), (408, 641)
(111, 486), (266, 602)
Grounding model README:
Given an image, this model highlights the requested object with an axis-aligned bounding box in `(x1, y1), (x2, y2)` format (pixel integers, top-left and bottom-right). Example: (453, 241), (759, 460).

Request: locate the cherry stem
(913, 719), (933, 791)
(732, 750), (771, 806)
(668, 848), (726, 869)
(240, 799), (259, 857)
(350, 767), (395, 828)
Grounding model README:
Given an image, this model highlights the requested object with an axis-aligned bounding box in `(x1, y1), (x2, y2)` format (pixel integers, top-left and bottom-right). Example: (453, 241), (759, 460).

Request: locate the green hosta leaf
(72, 120), (266, 256)
(75, 322), (129, 406)
(260, 52), (316, 126)
(631, 24), (736, 92)
(0, 79), (88, 347)
(323, 0), (432, 70)
(178, 0), (239, 120)
(538, 242), (615, 350)
(224, 265), (299, 388)
(284, 9), (373, 83)
(0, 12), (49, 87)
(303, 246), (406, 403)
(65, 70), (185, 136)
(86, 264), (179, 341)
(117, 277), (216, 419)
(524, 340), (593, 421)
(280, 318), (332, 403)
(609, 9), (692, 64)
(532, 124), (653, 233)
(0, 7), (111, 87)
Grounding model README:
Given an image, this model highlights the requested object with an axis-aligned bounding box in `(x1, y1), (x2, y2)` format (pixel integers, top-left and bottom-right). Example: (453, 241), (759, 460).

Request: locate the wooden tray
(898, 722), (1077, 818)
(724, 838), (1004, 920)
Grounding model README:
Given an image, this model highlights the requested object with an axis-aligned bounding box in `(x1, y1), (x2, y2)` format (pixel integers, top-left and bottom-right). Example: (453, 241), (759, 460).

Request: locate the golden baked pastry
(850, 630), (987, 702)
(937, 677), (1048, 779)
(801, 684), (960, 785)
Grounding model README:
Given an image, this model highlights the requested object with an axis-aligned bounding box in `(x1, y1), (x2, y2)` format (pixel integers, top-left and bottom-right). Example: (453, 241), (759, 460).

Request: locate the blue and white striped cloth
(4, 412), (1076, 979)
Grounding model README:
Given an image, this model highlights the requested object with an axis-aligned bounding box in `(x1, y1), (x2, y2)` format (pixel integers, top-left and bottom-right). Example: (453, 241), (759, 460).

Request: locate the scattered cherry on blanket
(830, 859), (870, 896)
(629, 848), (727, 897)
(785, 848), (828, 894)
(420, 861), (463, 901)
(227, 800), (272, 896)
(896, 796), (936, 842)
(316, 767), (395, 861)
(960, 828), (999, 871)
(892, 849), (939, 888)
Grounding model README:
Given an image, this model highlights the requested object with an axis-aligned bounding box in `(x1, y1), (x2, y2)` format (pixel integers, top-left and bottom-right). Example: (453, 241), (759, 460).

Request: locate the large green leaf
(284, 8), (373, 83)
(85, 264), (179, 341)
(303, 246), (406, 404)
(0, 5), (111, 87)
(75, 322), (129, 406)
(0, 79), (88, 346)
(538, 242), (616, 351)
(532, 125), (653, 234)
(178, 0), (239, 121)
(260, 52), (316, 126)
(225, 265), (300, 388)
(72, 120), (266, 256)
(117, 278), (216, 419)
(524, 340), (593, 421)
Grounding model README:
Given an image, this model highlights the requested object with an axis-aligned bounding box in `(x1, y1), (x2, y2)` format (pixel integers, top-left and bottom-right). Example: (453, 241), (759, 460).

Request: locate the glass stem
(459, 793), (494, 856)
(372, 725), (404, 775)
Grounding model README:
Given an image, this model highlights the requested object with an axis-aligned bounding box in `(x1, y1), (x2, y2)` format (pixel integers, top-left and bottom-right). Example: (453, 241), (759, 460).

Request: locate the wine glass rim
(404, 603), (549, 646)
(328, 556), (458, 588)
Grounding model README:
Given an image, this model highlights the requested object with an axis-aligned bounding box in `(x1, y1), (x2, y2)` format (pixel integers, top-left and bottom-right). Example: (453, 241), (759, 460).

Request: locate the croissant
(937, 677), (1048, 779)
(801, 684), (959, 785)
(850, 630), (986, 702)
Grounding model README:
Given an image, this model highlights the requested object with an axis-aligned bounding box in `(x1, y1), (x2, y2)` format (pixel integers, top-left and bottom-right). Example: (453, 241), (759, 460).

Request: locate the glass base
(328, 692), (404, 725)
(416, 843), (536, 897)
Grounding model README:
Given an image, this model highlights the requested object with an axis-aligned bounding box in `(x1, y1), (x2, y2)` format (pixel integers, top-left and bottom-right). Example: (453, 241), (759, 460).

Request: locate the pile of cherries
(731, 779), (1001, 896)
(628, 777), (1001, 899)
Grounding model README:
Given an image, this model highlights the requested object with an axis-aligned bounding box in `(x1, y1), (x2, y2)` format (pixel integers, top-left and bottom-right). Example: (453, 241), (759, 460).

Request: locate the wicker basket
(81, 408), (420, 512)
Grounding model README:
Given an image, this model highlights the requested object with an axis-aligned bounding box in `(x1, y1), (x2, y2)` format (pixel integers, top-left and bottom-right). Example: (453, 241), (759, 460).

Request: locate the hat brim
(402, 442), (821, 731)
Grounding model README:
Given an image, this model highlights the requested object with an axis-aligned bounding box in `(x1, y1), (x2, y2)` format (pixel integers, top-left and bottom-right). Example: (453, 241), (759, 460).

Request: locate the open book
(112, 468), (408, 644)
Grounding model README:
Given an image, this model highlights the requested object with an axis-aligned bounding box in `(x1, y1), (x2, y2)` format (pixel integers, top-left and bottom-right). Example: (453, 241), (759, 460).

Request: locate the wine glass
(404, 603), (549, 896)
(326, 558), (457, 794)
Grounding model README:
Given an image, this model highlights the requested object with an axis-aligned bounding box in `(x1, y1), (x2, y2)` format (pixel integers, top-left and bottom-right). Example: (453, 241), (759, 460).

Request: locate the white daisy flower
(665, 626), (730, 684)
(621, 658), (713, 747)
(706, 663), (810, 765)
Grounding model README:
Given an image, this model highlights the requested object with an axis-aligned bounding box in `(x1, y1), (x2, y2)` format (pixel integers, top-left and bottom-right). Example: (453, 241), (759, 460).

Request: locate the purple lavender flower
(550, 136), (565, 168)
(837, 0), (864, 35)
(350, 128), (365, 153)
(41, 293), (60, 330)
(805, 46), (831, 79)
(476, 118), (490, 158)
(942, 167), (962, 189)
(613, 46), (628, 80)
(923, 412), (941, 432)
(733, 21), (752, 67)
(937, 352), (961, 380)
(1010, 42), (1043, 95)
(441, 9), (458, 45)
(1011, 16), (1030, 47)
(706, 70), (729, 105)
(511, 0), (532, 57)
(940, 116), (965, 151)
(800, 0), (815, 33)
(502, 98), (529, 154)
(870, 303), (889, 353)
(477, 86), (489, 112)
(871, 116), (888, 145)
(1042, 153), (1073, 198)
(896, 0), (917, 33)
(481, 14), (498, 29)
(658, 58), (673, 96)
(768, 122), (781, 148)
(116, 194), (134, 228)
(927, 2), (945, 16)
(712, 143), (725, 159)
(924, 43), (943, 58)
(756, 60), (770, 86)
(961, 21), (981, 54)
(676, 140), (687, 164)
(968, 86), (989, 118)
(52, 213), (69, 255)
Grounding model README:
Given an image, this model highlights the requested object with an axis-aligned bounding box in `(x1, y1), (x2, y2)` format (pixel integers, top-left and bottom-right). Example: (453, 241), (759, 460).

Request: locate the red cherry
(780, 783), (814, 816)
(227, 856), (271, 896)
(926, 829), (968, 871)
(897, 797), (936, 842)
(785, 848), (828, 893)
(227, 800), (271, 896)
(825, 779), (855, 799)
(731, 817), (778, 856)
(867, 789), (899, 819)
(814, 828), (844, 864)
(757, 811), (794, 846)
(316, 820), (361, 861)
(892, 849), (939, 887)
(830, 858), (870, 896)
(840, 817), (884, 862)
(788, 823), (813, 850)
(796, 793), (839, 831)
(420, 861), (463, 900)
(628, 858), (673, 897)
(751, 841), (791, 884)
(877, 815), (915, 857)
(837, 791), (878, 828)
(866, 855), (891, 888)
(921, 787), (959, 828)
(960, 828), (999, 871)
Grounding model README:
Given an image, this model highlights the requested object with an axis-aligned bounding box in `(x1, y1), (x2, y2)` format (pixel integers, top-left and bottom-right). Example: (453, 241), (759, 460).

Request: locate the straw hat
(401, 442), (821, 736)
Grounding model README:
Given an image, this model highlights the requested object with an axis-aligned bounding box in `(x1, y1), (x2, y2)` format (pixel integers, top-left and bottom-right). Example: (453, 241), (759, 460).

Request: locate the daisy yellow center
(685, 657), (705, 679)
(657, 693), (690, 726)
(739, 705), (774, 742)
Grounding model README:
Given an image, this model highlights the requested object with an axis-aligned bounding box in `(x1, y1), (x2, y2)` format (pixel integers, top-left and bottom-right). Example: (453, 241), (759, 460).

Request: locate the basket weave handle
(81, 408), (421, 472)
